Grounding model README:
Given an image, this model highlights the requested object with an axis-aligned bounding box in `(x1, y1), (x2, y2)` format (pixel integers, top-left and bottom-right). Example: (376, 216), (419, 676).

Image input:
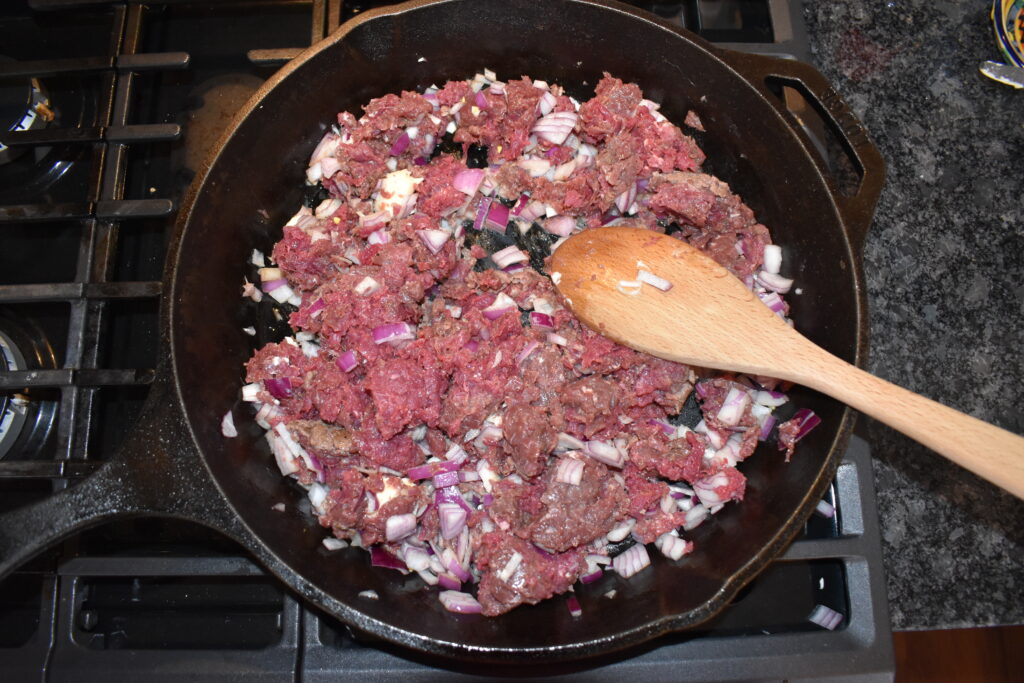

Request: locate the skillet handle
(0, 372), (236, 580)
(717, 50), (886, 254)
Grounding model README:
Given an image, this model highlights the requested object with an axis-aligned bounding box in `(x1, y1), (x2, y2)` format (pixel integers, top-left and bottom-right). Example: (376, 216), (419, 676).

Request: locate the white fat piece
(374, 169), (423, 219)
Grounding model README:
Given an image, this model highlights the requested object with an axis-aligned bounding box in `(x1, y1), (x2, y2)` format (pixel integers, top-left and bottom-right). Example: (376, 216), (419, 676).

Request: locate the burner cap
(0, 56), (53, 166)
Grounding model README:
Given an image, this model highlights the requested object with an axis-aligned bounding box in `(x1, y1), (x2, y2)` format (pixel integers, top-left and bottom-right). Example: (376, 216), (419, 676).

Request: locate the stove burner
(0, 58), (54, 166)
(0, 315), (58, 461)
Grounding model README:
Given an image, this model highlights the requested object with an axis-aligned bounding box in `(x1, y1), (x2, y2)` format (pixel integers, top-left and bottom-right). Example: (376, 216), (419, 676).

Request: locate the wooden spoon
(550, 226), (1024, 499)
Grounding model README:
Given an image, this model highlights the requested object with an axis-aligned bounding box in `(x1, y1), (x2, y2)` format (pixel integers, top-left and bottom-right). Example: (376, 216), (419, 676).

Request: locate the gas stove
(0, 2), (894, 680)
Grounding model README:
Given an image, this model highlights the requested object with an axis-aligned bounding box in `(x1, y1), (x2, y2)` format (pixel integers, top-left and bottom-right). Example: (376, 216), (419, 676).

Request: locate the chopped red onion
(755, 270), (794, 293)
(532, 111), (578, 145)
(647, 419), (676, 437)
(583, 440), (626, 468)
(763, 244), (782, 274)
(453, 168), (485, 196)
(510, 194), (530, 216)
(482, 292), (517, 319)
(683, 504), (708, 530)
(655, 532), (694, 561)
(402, 544), (432, 572)
(757, 413), (777, 441)
(580, 568), (604, 584)
(496, 551), (523, 582)
(475, 90), (489, 109)
(264, 377), (293, 399)
(385, 513), (417, 542)
(516, 340), (540, 364)
(367, 228), (391, 245)
(438, 502), (468, 539)
(473, 195), (493, 231)
(371, 545), (408, 571)
(446, 554), (472, 583)
(221, 410), (238, 438)
(336, 350), (358, 373)
(538, 90), (556, 115)
(314, 197), (342, 219)
(547, 332), (568, 346)
(372, 322), (415, 344)
(459, 470), (481, 483)
(815, 499), (836, 518)
(758, 290), (787, 315)
(416, 228), (450, 254)
(437, 573), (462, 591)
(320, 156), (341, 178)
(518, 200), (546, 222)
(266, 432), (299, 477)
(389, 131), (410, 156)
(716, 387), (751, 427)
(484, 201), (510, 231)
(612, 543), (651, 579)
(439, 590), (482, 614)
(543, 215), (575, 237)
(529, 311), (554, 328)
(555, 457), (585, 485)
(566, 594), (583, 617)
(490, 245), (528, 269)
(754, 390), (788, 407)
(407, 460), (460, 480)
(322, 537), (348, 551)
(306, 298), (326, 318)
(614, 182), (637, 214)
(790, 408), (822, 442)
(354, 276), (380, 296)
(432, 470), (460, 489)
(261, 277), (287, 293)
(556, 432), (585, 452)
(445, 443), (468, 463)
(637, 269), (673, 292)
(808, 604), (843, 630)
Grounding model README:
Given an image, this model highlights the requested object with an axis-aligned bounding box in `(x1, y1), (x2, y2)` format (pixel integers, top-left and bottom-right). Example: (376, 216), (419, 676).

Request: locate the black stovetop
(0, 2), (893, 680)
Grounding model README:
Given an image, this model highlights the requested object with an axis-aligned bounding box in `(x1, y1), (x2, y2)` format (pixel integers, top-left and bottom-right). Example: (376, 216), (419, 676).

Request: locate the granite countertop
(803, 1), (1023, 631)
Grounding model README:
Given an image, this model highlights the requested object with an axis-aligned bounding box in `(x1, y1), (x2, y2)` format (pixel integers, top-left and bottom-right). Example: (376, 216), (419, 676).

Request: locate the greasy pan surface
(170, 0), (869, 661)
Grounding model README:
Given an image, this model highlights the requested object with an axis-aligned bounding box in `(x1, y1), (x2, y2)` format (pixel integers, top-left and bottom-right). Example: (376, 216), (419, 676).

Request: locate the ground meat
(531, 460), (628, 552)
(502, 402), (559, 478)
(243, 70), (811, 618)
(475, 531), (585, 616)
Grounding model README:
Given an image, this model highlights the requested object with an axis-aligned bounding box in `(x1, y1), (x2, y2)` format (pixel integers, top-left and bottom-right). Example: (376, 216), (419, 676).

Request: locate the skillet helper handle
(717, 51), (886, 253)
(0, 374), (233, 580)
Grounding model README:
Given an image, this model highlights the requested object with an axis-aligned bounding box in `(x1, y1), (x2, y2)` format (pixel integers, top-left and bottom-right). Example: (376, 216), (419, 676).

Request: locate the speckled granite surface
(803, 1), (1023, 630)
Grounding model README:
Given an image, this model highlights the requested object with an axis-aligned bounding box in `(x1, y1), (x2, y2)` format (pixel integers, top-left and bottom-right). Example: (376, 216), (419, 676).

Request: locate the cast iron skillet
(0, 0), (884, 663)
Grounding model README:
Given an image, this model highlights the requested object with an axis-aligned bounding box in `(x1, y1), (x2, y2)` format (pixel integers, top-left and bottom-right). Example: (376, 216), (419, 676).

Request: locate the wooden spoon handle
(794, 344), (1024, 498)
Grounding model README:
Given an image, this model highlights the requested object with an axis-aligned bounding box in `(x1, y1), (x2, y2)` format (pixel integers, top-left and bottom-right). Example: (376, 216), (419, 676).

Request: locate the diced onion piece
(547, 332), (568, 346)
(358, 590), (380, 600)
(606, 519), (636, 542)
(439, 590), (483, 614)
(683, 504), (708, 530)
(220, 410), (238, 438)
(655, 532), (694, 561)
(241, 382), (261, 402)
(354, 276), (380, 296)
(637, 269), (672, 291)
(264, 377), (293, 399)
(386, 513), (417, 541)
(372, 322), (416, 344)
(484, 202), (510, 231)
(438, 502), (468, 540)
(315, 197), (342, 219)
(616, 280), (642, 296)
(402, 545), (431, 572)
(519, 158), (551, 177)
(543, 215), (575, 237)
(763, 244), (783, 274)
(754, 390), (788, 407)
(482, 292), (518, 319)
(583, 440), (626, 468)
(566, 594), (583, 617)
(529, 311), (554, 328)
(716, 387), (751, 427)
(518, 200), (547, 223)
(516, 340), (540, 364)
(556, 432), (585, 452)
(808, 604), (844, 630)
(322, 537), (348, 551)
(755, 270), (794, 293)
(555, 457), (584, 485)
(389, 131), (410, 156)
(491, 245), (528, 269)
(417, 229), (450, 254)
(815, 499), (836, 518)
(532, 111), (578, 145)
(367, 227), (391, 245)
(453, 168), (485, 196)
(336, 350), (358, 372)
(497, 551), (523, 582)
(612, 543), (651, 579)
(614, 182), (637, 214)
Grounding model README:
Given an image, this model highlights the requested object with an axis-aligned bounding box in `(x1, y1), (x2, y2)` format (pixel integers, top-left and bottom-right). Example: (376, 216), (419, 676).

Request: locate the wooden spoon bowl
(550, 226), (1024, 498)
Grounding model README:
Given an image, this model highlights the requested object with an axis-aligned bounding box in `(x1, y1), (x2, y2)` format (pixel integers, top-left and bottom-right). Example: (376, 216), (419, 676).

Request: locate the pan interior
(170, 0), (857, 657)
